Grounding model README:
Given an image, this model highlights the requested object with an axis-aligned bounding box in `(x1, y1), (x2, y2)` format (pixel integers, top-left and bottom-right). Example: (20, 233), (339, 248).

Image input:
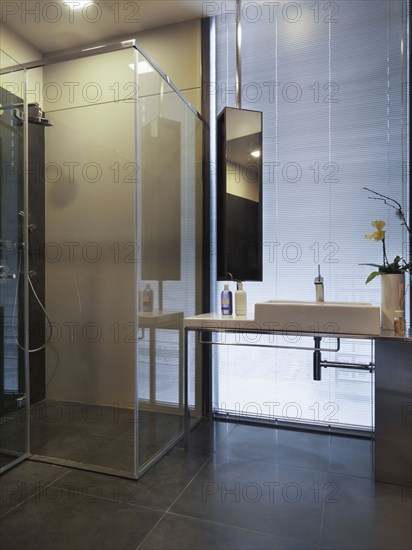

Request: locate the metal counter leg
(184, 327), (190, 450)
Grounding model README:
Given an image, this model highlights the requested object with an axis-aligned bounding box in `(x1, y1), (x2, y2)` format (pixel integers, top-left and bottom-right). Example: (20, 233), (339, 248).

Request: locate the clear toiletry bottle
(235, 282), (247, 316)
(394, 310), (405, 336)
(221, 284), (233, 316)
(314, 264), (324, 302)
(143, 284), (154, 312)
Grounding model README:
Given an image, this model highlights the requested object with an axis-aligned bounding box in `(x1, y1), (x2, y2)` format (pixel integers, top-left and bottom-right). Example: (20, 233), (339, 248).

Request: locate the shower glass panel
(31, 48), (139, 477)
(0, 50), (29, 473)
(25, 44), (202, 478)
(136, 50), (202, 467)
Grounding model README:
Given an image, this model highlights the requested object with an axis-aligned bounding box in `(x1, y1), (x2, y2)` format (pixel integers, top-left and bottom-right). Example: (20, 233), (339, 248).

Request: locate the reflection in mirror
(217, 107), (263, 281)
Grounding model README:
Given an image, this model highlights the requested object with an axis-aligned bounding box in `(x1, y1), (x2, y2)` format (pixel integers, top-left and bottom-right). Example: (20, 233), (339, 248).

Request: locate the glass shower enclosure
(0, 50), (29, 474)
(0, 42), (202, 479)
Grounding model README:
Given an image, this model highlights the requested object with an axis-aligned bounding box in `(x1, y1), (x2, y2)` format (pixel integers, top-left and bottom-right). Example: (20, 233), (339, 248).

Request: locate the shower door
(0, 55), (29, 473)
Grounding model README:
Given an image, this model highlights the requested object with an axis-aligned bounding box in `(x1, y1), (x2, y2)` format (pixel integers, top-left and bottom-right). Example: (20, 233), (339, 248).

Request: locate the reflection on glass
(26, 48), (139, 476)
(0, 51), (28, 473)
(217, 107), (263, 281)
(18, 46), (202, 479)
(137, 50), (202, 470)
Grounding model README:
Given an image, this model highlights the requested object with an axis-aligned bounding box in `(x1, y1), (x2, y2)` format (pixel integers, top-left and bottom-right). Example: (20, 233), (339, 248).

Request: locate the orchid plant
(362, 188), (411, 284)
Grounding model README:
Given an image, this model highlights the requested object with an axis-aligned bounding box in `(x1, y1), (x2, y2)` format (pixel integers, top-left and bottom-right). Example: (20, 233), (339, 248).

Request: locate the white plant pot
(380, 273), (405, 330)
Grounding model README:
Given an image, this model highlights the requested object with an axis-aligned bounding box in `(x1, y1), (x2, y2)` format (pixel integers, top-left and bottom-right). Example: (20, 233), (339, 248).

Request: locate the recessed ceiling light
(65, 1), (95, 10)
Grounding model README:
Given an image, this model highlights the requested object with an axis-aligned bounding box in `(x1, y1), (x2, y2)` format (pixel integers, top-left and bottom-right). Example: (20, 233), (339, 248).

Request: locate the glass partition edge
(133, 46), (139, 479)
(23, 68), (30, 461)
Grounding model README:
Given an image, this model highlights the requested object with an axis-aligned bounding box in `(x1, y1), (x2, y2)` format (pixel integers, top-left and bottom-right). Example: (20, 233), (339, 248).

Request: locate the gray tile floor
(1, 421), (411, 550)
(1, 401), (184, 474)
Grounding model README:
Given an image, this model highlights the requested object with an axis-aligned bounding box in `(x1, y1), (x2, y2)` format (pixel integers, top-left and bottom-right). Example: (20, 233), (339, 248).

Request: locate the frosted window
(214, 0), (409, 430)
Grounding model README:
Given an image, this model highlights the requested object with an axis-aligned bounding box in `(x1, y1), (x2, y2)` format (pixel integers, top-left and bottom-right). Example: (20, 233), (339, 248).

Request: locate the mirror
(217, 107), (263, 281)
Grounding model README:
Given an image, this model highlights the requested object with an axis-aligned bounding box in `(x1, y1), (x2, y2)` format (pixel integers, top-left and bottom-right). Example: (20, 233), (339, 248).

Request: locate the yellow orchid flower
(365, 220), (386, 241)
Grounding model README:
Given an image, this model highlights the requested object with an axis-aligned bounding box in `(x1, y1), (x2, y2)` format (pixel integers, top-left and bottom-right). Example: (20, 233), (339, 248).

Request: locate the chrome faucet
(314, 264), (324, 302)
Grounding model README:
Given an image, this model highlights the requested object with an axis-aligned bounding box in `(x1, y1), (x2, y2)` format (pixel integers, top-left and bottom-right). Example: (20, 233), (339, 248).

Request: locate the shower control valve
(0, 265), (17, 281)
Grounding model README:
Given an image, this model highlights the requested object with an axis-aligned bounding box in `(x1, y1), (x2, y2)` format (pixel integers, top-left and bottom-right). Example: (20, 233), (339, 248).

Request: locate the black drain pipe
(313, 337), (322, 381)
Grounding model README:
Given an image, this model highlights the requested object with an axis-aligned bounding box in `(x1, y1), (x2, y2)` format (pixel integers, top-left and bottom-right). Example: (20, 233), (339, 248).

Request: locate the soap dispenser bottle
(314, 265), (324, 302)
(235, 282), (247, 316)
(394, 310), (405, 336)
(142, 284), (154, 312)
(221, 284), (233, 316)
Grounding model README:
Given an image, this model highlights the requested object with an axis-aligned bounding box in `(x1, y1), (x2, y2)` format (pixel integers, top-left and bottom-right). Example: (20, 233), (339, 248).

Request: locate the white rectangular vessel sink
(254, 301), (381, 335)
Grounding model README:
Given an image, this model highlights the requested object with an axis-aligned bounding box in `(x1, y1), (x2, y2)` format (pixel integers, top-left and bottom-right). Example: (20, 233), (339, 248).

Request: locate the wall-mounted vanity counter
(183, 314), (412, 485)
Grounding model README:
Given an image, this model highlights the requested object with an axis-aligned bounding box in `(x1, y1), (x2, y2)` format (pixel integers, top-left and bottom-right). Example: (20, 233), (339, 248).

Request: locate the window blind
(213, 0), (409, 430)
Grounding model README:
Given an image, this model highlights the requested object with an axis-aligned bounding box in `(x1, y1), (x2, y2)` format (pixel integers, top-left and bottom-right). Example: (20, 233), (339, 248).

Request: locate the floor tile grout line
(166, 509), (320, 545)
(135, 453), (212, 550)
(318, 501), (326, 550)
(214, 453), (331, 474)
(1, 451), (212, 524)
(0, 467), (71, 520)
(217, 421), (238, 447)
(179, 420), (237, 455)
(1, 468), (168, 518)
(134, 510), (166, 549)
(46, 484), (166, 514)
(212, 451), (374, 481)
(164, 454), (211, 513)
(188, 420), (237, 444)
(318, 435), (332, 550)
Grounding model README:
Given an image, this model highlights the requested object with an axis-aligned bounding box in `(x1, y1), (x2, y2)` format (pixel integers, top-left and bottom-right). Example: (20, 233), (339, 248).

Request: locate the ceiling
(3, 0), (209, 54)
